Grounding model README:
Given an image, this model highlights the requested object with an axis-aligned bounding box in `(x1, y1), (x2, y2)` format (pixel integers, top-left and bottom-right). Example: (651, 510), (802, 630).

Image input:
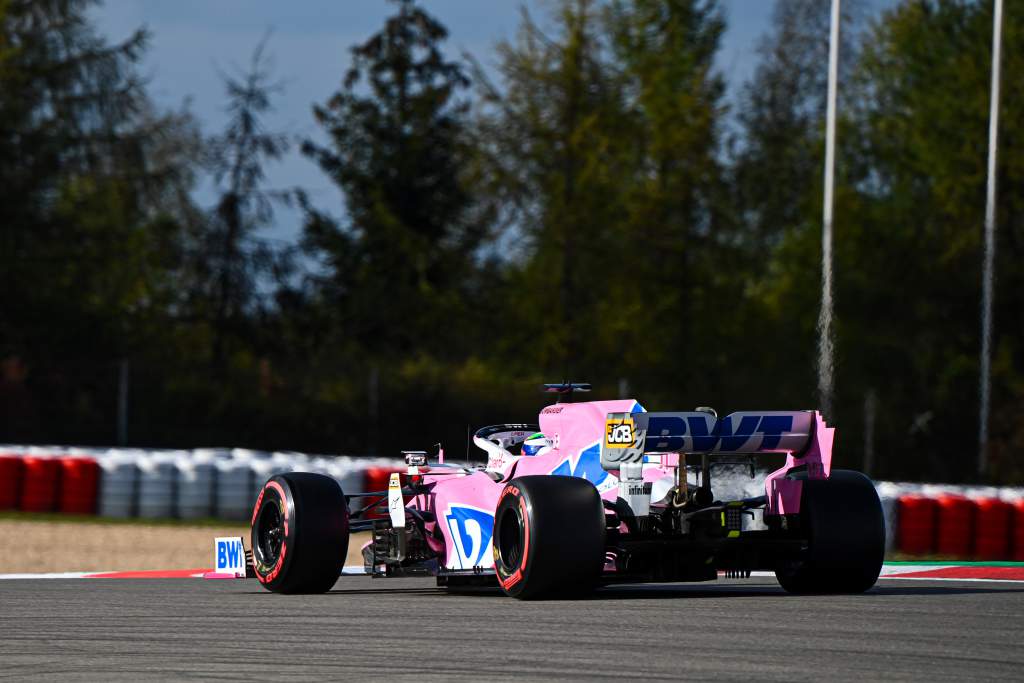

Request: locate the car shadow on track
(542, 584), (1024, 601)
(590, 584), (786, 600)
(334, 582), (791, 600)
(327, 588), (454, 597)
(592, 583), (1024, 600)
(241, 587), (457, 597)
(243, 582), (1024, 600)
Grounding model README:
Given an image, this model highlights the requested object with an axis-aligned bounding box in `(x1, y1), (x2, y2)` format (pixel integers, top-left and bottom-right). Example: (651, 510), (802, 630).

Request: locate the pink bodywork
(406, 401), (833, 571)
(763, 411), (834, 515)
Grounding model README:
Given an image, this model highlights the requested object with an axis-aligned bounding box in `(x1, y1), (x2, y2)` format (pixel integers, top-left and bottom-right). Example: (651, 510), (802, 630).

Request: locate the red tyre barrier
(0, 454), (23, 509)
(58, 457), (100, 515)
(897, 495), (936, 555)
(935, 495), (973, 558)
(974, 497), (1012, 560)
(1013, 500), (1024, 562)
(363, 466), (404, 518)
(19, 456), (60, 512)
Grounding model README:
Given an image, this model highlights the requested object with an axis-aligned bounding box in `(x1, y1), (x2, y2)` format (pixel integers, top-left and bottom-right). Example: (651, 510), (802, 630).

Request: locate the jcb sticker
(605, 417), (635, 448)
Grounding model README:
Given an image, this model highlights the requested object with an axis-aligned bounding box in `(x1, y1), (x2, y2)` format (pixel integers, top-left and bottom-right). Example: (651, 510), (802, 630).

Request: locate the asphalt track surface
(3, 576), (1023, 681)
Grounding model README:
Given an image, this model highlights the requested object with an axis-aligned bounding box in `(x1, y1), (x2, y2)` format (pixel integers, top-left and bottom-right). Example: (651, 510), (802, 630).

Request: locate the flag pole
(817, 0), (841, 418)
(979, 0), (1004, 478)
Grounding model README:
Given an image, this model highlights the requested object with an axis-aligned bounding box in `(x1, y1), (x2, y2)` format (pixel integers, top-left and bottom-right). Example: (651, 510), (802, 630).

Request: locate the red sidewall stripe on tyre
(498, 493), (530, 591)
(255, 480), (289, 585)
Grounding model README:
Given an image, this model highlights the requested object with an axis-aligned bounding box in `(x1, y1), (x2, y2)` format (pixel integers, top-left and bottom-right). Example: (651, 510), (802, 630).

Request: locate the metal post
(863, 389), (876, 477)
(979, 0), (1004, 478)
(817, 0), (841, 419)
(368, 365), (379, 456)
(117, 359), (129, 446)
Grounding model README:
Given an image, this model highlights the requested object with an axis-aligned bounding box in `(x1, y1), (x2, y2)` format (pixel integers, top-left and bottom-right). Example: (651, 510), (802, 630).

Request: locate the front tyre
(775, 469), (885, 594)
(251, 473), (349, 594)
(493, 475), (605, 600)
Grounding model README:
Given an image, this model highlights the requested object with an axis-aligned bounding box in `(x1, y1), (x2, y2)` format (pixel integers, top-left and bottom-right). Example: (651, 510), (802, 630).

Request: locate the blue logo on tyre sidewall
(444, 505), (494, 569)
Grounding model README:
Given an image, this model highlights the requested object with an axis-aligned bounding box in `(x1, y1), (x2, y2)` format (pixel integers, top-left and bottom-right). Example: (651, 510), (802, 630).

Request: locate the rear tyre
(493, 475), (605, 600)
(775, 469), (885, 594)
(251, 472), (349, 594)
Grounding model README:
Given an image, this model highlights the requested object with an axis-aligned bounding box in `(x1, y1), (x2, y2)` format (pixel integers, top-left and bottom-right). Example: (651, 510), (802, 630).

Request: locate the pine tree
(841, 0), (1023, 480)
(473, 0), (630, 378)
(204, 37), (290, 366)
(0, 0), (202, 442)
(475, 0), (728, 396)
(605, 0), (727, 399)
(301, 0), (482, 360)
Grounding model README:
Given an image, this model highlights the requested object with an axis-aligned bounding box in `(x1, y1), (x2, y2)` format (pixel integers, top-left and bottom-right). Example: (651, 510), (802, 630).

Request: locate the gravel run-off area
(0, 518), (368, 573)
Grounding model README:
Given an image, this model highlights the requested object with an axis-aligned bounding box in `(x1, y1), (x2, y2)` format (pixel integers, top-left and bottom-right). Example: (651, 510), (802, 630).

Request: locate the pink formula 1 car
(249, 384), (885, 599)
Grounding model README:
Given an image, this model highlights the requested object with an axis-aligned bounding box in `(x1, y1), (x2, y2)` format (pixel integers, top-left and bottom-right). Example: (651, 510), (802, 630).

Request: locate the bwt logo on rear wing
(600, 411), (814, 469)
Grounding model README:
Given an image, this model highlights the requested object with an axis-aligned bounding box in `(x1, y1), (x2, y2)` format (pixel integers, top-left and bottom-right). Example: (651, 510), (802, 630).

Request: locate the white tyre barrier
(215, 458), (254, 521)
(137, 451), (178, 519)
(323, 457), (367, 507)
(97, 449), (140, 518)
(193, 448), (231, 462)
(249, 454), (295, 501)
(297, 455), (332, 475)
(875, 482), (903, 555)
(878, 494), (898, 555)
(176, 451), (216, 520)
(230, 448), (269, 462)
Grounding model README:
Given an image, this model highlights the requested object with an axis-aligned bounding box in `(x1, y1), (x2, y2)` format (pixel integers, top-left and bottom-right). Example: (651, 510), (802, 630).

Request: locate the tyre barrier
(176, 453), (217, 520)
(249, 453), (295, 505)
(878, 493), (898, 555)
(892, 490), (1024, 560)
(935, 495), (973, 557)
(975, 497), (1012, 560)
(137, 452), (178, 519)
(2, 446), (1024, 561)
(361, 464), (407, 518)
(0, 454), (23, 509)
(98, 451), (139, 518)
(897, 495), (936, 555)
(20, 456), (60, 512)
(1014, 500), (1024, 562)
(215, 457), (255, 521)
(0, 447), (389, 523)
(58, 457), (99, 514)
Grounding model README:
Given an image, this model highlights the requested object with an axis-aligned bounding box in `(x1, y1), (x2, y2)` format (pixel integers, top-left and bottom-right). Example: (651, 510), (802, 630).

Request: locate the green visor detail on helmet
(521, 432), (550, 456)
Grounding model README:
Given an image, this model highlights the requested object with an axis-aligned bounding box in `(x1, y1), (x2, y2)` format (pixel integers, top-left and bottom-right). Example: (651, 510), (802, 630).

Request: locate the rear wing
(600, 410), (815, 470)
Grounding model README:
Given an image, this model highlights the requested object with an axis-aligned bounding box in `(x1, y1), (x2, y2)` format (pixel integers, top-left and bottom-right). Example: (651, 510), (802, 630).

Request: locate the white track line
(0, 571), (96, 579)
(1, 566), (1020, 583)
(0, 566), (368, 579)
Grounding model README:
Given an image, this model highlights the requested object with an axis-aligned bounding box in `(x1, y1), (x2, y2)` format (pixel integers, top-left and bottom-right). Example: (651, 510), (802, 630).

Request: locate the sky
(87, 1), (856, 246)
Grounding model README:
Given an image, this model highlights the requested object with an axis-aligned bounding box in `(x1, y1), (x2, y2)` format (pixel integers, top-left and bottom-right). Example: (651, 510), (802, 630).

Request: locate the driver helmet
(521, 432), (552, 457)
